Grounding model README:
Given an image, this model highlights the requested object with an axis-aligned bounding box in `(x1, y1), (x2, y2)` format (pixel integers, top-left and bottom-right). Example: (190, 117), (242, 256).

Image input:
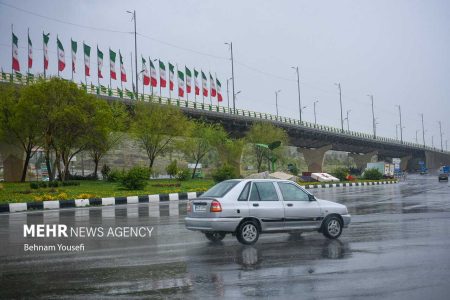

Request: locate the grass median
(0, 179), (215, 204)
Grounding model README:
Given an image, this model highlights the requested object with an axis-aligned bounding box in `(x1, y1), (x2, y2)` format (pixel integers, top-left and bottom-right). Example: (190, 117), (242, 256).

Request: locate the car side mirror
(308, 194), (316, 201)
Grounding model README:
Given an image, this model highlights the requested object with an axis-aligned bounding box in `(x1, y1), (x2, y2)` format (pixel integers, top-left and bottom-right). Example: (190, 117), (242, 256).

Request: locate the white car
(185, 179), (351, 245)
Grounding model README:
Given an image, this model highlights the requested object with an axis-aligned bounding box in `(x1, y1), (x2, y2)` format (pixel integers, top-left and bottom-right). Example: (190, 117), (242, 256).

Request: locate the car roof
(226, 179), (295, 183)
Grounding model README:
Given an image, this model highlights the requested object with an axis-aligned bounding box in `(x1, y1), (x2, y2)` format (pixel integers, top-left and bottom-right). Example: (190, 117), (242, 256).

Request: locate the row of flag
(10, 30), (223, 101)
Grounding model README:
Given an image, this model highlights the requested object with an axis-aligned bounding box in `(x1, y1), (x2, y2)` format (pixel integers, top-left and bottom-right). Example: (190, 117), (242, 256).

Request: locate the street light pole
(225, 42), (236, 113)
(275, 90), (281, 118)
(421, 113), (425, 148)
(226, 77), (232, 112)
(313, 100), (318, 125)
(292, 66), (302, 123)
(345, 110), (351, 131)
(415, 130), (419, 143)
(396, 124), (399, 140)
(396, 105), (403, 143)
(367, 94), (376, 138)
(335, 83), (344, 132)
(439, 121), (443, 152)
(127, 10), (138, 97)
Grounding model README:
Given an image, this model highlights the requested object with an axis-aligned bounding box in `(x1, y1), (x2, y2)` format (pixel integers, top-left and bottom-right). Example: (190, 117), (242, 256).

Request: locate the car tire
(236, 220), (259, 245)
(322, 216), (343, 239)
(204, 232), (226, 242)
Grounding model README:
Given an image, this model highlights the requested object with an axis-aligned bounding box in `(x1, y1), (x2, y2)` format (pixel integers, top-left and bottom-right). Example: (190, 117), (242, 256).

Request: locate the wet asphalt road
(1, 175), (450, 299)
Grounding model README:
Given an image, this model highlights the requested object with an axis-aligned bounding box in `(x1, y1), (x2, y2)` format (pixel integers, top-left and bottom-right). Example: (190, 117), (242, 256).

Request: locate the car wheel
(204, 232), (226, 242)
(322, 216), (343, 239)
(237, 220), (259, 245)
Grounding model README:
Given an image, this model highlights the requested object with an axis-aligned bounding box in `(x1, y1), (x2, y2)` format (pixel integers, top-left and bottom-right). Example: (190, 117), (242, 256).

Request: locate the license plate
(194, 205), (207, 212)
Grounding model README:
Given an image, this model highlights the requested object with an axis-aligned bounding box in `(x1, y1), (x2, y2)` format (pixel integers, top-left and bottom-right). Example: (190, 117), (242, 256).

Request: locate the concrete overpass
(1, 74), (449, 180)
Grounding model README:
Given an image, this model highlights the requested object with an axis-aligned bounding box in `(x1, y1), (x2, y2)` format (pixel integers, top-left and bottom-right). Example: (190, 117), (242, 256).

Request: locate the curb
(0, 191), (204, 214)
(302, 180), (397, 189)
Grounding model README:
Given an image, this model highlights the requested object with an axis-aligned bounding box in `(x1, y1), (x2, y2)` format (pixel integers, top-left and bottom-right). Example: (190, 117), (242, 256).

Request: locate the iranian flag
(43, 33), (49, 70)
(169, 63), (175, 91)
(97, 47), (103, 79)
(150, 60), (157, 87)
(28, 33), (32, 69)
(57, 37), (65, 71)
(201, 71), (208, 97)
(119, 51), (126, 82)
(83, 43), (91, 76)
(159, 60), (166, 87)
(109, 49), (116, 80)
(210, 73), (217, 97)
(194, 69), (200, 95)
(216, 78), (223, 102)
(178, 70), (185, 97)
(71, 39), (77, 73)
(142, 57), (150, 86)
(12, 32), (20, 72)
(185, 66), (192, 93)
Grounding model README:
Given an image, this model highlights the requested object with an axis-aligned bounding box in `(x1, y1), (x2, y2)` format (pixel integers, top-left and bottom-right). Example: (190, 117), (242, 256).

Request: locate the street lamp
(275, 89), (281, 118)
(226, 77), (232, 112)
(126, 10), (138, 97)
(344, 109), (351, 131)
(420, 113), (426, 147)
(313, 100), (319, 125)
(415, 130), (420, 144)
(225, 42), (236, 113)
(367, 94), (376, 138)
(291, 66), (302, 122)
(395, 105), (403, 143)
(395, 124), (400, 140)
(334, 83), (344, 132)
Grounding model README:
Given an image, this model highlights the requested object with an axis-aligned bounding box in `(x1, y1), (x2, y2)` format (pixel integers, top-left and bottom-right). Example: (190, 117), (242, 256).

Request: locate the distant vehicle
(438, 166), (449, 182)
(185, 179), (351, 245)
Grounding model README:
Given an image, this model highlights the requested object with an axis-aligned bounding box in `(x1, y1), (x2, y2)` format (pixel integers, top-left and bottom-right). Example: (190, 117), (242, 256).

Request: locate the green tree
(131, 102), (189, 170)
(245, 122), (288, 172)
(87, 102), (128, 178)
(181, 121), (227, 178)
(0, 83), (45, 181)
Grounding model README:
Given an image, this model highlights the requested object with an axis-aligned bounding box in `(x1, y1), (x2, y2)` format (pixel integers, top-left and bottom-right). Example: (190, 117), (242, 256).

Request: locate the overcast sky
(1, 0), (449, 149)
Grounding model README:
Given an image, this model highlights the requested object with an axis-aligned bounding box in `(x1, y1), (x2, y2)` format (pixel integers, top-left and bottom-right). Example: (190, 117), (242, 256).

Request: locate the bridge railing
(1, 72), (447, 154)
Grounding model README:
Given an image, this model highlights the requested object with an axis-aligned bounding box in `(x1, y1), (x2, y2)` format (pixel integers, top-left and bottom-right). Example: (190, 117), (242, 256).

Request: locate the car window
(249, 184), (260, 201)
(253, 182), (279, 201)
(202, 181), (239, 197)
(238, 182), (251, 201)
(278, 182), (310, 201)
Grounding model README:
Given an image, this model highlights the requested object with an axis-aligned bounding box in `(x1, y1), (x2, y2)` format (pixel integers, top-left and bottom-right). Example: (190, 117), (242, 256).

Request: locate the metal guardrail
(1, 72), (448, 154)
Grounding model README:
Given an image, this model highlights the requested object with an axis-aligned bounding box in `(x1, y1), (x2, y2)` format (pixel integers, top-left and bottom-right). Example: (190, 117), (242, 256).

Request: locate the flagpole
(83, 41), (87, 85)
(27, 28), (30, 79)
(11, 24), (14, 76)
(186, 66), (189, 102)
(57, 35), (60, 78)
(194, 69), (197, 104)
(97, 45), (100, 88)
(215, 72), (219, 108)
(176, 64), (180, 101)
(71, 39), (73, 81)
(43, 31), (46, 79)
(209, 71), (212, 106)
(202, 70), (204, 106)
(130, 52), (136, 99)
(149, 56), (153, 97)
(109, 49), (112, 91)
(159, 61), (162, 98)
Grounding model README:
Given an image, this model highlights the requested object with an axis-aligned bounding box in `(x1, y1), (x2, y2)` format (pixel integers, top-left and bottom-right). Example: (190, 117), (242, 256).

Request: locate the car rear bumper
(185, 217), (242, 232)
(342, 214), (351, 227)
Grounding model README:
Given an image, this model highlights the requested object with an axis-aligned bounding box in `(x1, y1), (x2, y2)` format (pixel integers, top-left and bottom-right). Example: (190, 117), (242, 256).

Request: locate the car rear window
(202, 181), (239, 197)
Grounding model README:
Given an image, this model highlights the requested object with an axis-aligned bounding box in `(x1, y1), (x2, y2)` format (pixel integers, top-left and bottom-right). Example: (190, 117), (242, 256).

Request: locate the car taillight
(210, 200), (222, 212)
(187, 201), (192, 213)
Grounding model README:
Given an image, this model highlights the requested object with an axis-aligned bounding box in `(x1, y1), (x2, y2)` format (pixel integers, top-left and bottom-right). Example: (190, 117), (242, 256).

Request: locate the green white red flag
(28, 32), (32, 69)
(194, 69), (200, 95)
(201, 71), (208, 96)
(97, 47), (103, 78)
(185, 66), (192, 93)
(159, 60), (166, 87)
(83, 43), (91, 76)
(142, 57), (150, 86)
(57, 37), (65, 71)
(71, 39), (77, 73)
(169, 63), (175, 91)
(109, 49), (116, 80)
(150, 59), (157, 87)
(178, 70), (185, 97)
(43, 33), (49, 70)
(216, 78), (223, 102)
(12, 32), (20, 72)
(210, 73), (216, 97)
(119, 51), (126, 82)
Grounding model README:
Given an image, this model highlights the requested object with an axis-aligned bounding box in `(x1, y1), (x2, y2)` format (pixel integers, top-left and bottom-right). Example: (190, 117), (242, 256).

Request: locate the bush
(166, 160), (178, 178)
(119, 166), (150, 190)
(363, 168), (383, 180)
(101, 164), (111, 180)
(30, 182), (39, 189)
(66, 173), (97, 180)
(38, 182), (48, 188)
(107, 169), (123, 182)
(332, 167), (349, 181)
(212, 164), (237, 183)
(175, 168), (190, 181)
(48, 181), (59, 188)
(61, 181), (80, 186)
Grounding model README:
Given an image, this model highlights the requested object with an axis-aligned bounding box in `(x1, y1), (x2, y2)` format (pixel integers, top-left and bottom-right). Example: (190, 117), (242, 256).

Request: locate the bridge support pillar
(0, 142), (24, 182)
(425, 151), (450, 173)
(349, 151), (378, 171)
(300, 145), (332, 173)
(400, 155), (412, 171)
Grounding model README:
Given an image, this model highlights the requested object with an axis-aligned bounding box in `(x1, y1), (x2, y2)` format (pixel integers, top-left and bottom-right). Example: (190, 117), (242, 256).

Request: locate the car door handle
(252, 203), (259, 207)
(287, 203), (293, 207)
